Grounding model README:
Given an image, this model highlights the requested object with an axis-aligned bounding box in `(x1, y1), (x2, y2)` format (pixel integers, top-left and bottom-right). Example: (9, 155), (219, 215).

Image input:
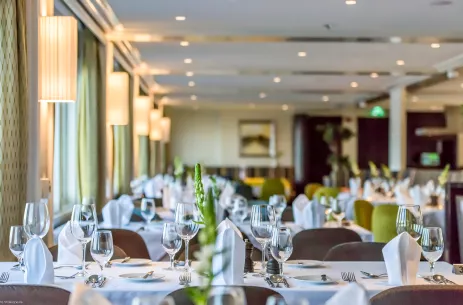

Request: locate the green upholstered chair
(353, 200), (374, 230)
(372, 204), (399, 243)
(313, 187), (339, 201)
(260, 178), (285, 201)
(304, 183), (322, 200)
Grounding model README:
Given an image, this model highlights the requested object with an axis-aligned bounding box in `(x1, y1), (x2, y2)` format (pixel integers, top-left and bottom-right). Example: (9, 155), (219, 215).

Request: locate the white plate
(111, 258), (152, 267)
(285, 260), (324, 268)
(119, 273), (165, 282)
(293, 275), (337, 285)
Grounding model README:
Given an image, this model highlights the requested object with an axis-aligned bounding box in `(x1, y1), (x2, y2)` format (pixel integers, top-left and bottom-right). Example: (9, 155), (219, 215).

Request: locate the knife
(282, 278), (290, 288)
(98, 277), (107, 288)
(265, 277), (275, 288)
(143, 271), (154, 279)
(121, 257), (131, 263)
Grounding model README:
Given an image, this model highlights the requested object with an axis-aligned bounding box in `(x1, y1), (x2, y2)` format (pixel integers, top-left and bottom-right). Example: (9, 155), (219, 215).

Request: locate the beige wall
(165, 107), (293, 167)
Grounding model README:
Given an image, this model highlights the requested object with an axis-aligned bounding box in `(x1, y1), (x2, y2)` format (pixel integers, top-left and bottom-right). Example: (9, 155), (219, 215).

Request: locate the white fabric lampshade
(39, 16), (78, 103)
(160, 117), (171, 143)
(134, 96), (151, 135)
(149, 110), (162, 141)
(108, 72), (129, 125)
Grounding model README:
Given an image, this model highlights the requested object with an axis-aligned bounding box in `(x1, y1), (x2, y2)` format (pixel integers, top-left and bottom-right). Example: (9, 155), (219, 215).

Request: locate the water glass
(231, 195), (248, 224)
(330, 198), (345, 227)
(23, 201), (50, 238)
(421, 227), (444, 275)
(270, 226), (293, 277)
(250, 204), (275, 277)
(90, 230), (114, 276)
(161, 223), (182, 270)
(269, 195), (287, 226)
(141, 198), (156, 228)
(396, 204), (423, 241)
(208, 286), (246, 305)
(70, 203), (98, 277)
(175, 202), (200, 271)
(9, 226), (28, 269)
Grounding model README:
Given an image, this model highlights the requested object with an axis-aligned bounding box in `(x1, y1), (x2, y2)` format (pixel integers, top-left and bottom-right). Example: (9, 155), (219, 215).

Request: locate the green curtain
(138, 135), (149, 177)
(113, 125), (131, 195)
(0, 0), (28, 260)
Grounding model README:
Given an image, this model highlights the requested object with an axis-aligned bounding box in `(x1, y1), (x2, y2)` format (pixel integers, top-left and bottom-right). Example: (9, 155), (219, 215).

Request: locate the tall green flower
(194, 163), (205, 223)
(438, 164), (450, 186)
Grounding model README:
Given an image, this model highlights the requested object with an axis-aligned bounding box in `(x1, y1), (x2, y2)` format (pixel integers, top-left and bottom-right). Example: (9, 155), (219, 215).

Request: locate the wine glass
(161, 223), (182, 271)
(421, 227), (444, 275)
(82, 197), (96, 206)
(175, 202), (200, 271)
(23, 201), (50, 238)
(269, 195), (287, 226)
(231, 195), (248, 225)
(396, 204), (423, 241)
(250, 204), (275, 277)
(208, 287), (246, 305)
(9, 226), (28, 270)
(141, 198), (156, 229)
(270, 226), (293, 277)
(70, 203), (98, 277)
(330, 198), (346, 227)
(90, 230), (114, 277)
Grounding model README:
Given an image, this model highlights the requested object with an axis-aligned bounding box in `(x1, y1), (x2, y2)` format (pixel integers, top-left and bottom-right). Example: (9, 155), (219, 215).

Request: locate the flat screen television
(420, 152), (440, 167)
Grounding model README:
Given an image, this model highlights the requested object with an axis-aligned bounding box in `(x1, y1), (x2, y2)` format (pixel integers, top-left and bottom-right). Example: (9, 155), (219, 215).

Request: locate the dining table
(0, 261), (459, 305)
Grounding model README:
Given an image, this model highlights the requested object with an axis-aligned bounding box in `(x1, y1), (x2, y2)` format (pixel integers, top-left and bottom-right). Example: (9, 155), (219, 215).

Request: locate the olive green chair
(304, 183), (323, 200)
(353, 200), (374, 231)
(260, 178), (285, 201)
(372, 204), (399, 243)
(313, 187), (339, 201)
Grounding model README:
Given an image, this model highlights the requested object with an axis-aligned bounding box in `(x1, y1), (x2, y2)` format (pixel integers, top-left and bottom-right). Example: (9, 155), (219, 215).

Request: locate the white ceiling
(107, 0), (463, 110)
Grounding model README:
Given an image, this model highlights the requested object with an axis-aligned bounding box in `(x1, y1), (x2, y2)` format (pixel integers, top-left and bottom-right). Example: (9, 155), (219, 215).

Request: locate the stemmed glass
(9, 226), (28, 270)
(270, 226), (293, 277)
(175, 202), (200, 271)
(330, 198), (346, 227)
(421, 227), (444, 275)
(90, 230), (114, 277)
(396, 204), (423, 241)
(161, 223), (182, 271)
(70, 203), (98, 277)
(23, 201), (50, 238)
(141, 198), (156, 230)
(269, 195), (287, 226)
(231, 195), (248, 225)
(250, 204), (276, 277)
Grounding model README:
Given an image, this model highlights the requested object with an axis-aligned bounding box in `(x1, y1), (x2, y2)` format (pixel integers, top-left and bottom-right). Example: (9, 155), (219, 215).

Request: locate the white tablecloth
(2, 261), (458, 305)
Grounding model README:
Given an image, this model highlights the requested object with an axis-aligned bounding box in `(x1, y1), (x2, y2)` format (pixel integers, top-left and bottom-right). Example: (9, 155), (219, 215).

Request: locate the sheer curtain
(113, 125), (131, 195)
(138, 135), (149, 177)
(0, 0), (28, 260)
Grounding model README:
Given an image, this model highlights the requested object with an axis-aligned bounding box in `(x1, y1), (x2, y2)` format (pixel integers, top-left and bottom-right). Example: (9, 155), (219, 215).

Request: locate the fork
(55, 272), (79, 279)
(341, 272), (357, 283)
(0, 272), (9, 283)
(179, 272), (191, 286)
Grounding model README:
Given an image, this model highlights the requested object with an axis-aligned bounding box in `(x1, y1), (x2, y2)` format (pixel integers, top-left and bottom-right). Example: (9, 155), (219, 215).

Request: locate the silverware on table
(143, 271), (154, 279)
(55, 263), (91, 270)
(341, 272), (357, 283)
(265, 277), (275, 288)
(434, 274), (457, 285)
(360, 271), (387, 279)
(0, 272), (9, 283)
(98, 277), (107, 288)
(121, 257), (131, 264)
(269, 275), (284, 288)
(282, 277), (290, 288)
(55, 272), (79, 279)
(179, 272), (191, 286)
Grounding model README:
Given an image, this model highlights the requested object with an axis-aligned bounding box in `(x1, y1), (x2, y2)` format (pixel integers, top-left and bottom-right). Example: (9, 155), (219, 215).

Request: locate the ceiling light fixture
(345, 0), (356, 4)
(322, 96), (330, 102)
(259, 92), (267, 99)
(358, 101), (367, 108)
(370, 72), (379, 78)
(396, 60), (405, 66)
(175, 16), (186, 21)
(273, 77), (281, 83)
(188, 81), (195, 87)
(190, 95), (197, 101)
(186, 71), (194, 77)
(180, 41), (189, 47)
(184, 58), (192, 64)
(298, 52), (307, 57)
(282, 104), (289, 111)
(350, 82), (359, 88)
(431, 43), (440, 48)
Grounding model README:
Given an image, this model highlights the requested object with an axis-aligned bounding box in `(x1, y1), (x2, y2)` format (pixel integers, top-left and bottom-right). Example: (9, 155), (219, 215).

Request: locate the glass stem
(279, 263), (283, 276)
(430, 262), (435, 275)
(261, 242), (267, 275)
(185, 239), (190, 270)
(81, 243), (86, 273)
(169, 254), (174, 269)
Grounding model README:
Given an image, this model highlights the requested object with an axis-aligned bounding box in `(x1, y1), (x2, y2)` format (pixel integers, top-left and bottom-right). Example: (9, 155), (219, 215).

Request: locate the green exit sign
(370, 106), (386, 118)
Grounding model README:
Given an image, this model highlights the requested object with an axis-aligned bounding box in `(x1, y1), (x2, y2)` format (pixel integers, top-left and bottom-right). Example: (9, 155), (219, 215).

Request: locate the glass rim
(423, 227), (442, 230)
(96, 230), (112, 234)
(398, 204), (421, 207)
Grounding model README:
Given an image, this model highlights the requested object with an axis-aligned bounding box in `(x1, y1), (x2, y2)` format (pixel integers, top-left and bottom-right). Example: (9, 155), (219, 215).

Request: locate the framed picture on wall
(239, 120), (276, 157)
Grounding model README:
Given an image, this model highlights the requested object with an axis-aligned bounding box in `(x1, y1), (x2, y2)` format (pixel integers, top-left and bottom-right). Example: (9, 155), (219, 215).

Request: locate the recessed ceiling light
(180, 41), (189, 47)
(190, 95), (197, 101)
(249, 103), (256, 109)
(282, 104), (289, 111)
(345, 0), (356, 4)
(184, 58), (192, 64)
(298, 52), (307, 57)
(175, 16), (186, 21)
(188, 81), (195, 87)
(259, 92), (267, 99)
(358, 101), (367, 108)
(322, 96), (330, 102)
(350, 82), (359, 88)
(396, 60), (405, 66)
(370, 72), (379, 78)
(412, 96), (419, 102)
(389, 36), (402, 44)
(273, 77), (281, 83)
(431, 43), (440, 49)
(186, 71), (194, 77)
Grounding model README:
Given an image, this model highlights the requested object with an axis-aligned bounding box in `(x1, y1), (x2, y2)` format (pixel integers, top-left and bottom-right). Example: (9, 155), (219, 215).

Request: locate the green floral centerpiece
(174, 156), (184, 182)
(368, 161), (379, 178)
(438, 164), (450, 187)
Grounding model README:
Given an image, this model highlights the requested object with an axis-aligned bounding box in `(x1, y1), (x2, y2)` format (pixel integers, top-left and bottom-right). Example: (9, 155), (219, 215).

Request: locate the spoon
(360, 271), (388, 279)
(269, 274), (285, 288)
(433, 274), (456, 285)
(87, 274), (100, 287)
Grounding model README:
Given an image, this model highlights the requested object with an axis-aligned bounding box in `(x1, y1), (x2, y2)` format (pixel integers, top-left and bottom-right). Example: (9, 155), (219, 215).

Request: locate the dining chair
(0, 285), (70, 305)
(234, 181), (255, 201)
(370, 286), (463, 305)
(105, 229), (151, 259)
(323, 242), (386, 261)
(165, 286), (284, 305)
(290, 228), (362, 260)
(371, 204), (399, 243)
(49, 244), (128, 261)
(353, 200), (374, 230)
(281, 207), (294, 222)
(313, 187), (340, 201)
(304, 183), (322, 200)
(260, 178), (285, 201)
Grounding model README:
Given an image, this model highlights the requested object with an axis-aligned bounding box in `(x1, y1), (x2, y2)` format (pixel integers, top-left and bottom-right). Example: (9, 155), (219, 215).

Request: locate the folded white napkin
(301, 200), (326, 229)
(409, 185), (429, 207)
(118, 195), (134, 225)
(162, 185), (171, 210)
(424, 180), (436, 196)
(212, 218), (245, 285)
(381, 181), (391, 193)
(395, 187), (413, 206)
(68, 284), (112, 305)
(292, 194), (310, 226)
(102, 200), (122, 228)
(382, 232), (421, 285)
(219, 183), (235, 209)
(169, 182), (183, 210)
(144, 175), (164, 198)
(362, 181), (374, 199)
(325, 283), (370, 305)
(58, 221), (83, 265)
(24, 237), (54, 284)
(349, 177), (361, 197)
